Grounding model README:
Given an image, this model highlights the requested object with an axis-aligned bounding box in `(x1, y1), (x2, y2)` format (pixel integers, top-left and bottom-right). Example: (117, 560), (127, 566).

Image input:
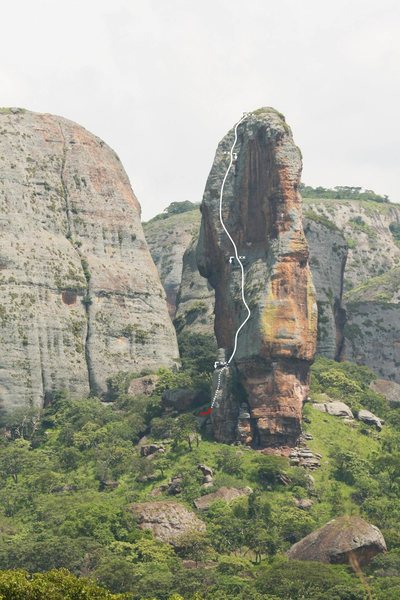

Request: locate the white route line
(210, 113), (251, 411)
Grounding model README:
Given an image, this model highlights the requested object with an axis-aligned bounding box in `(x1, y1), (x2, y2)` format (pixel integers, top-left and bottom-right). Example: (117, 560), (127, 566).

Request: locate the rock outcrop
(130, 501), (206, 545)
(196, 108), (318, 447)
(312, 401), (354, 419)
(304, 199), (400, 381)
(145, 190), (400, 383)
(194, 486), (252, 510)
(357, 409), (383, 430)
(343, 267), (400, 382)
(287, 516), (387, 566)
(0, 108), (179, 413)
(143, 205), (200, 317)
(173, 237), (215, 334)
(303, 215), (347, 360)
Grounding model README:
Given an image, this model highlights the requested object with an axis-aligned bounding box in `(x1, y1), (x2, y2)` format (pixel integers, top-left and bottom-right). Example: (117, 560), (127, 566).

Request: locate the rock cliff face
(143, 208), (200, 317)
(303, 216), (347, 360)
(145, 207), (348, 361)
(298, 199), (400, 380)
(196, 108), (318, 447)
(344, 267), (400, 381)
(173, 237), (215, 334)
(0, 108), (179, 413)
(145, 196), (400, 382)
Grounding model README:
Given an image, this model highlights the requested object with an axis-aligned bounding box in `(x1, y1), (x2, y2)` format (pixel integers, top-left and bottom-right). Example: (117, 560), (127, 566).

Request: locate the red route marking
(199, 407), (213, 416)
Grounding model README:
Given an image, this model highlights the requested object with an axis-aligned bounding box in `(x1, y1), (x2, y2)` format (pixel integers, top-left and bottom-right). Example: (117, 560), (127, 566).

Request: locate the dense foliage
(300, 183), (390, 203)
(144, 201), (199, 223)
(0, 356), (399, 598)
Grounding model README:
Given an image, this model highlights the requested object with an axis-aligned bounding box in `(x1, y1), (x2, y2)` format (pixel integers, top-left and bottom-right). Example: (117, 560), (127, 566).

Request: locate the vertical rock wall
(0, 108), (179, 413)
(197, 108), (317, 447)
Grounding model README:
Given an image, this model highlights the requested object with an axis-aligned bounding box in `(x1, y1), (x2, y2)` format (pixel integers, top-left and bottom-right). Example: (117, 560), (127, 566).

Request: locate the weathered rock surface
(130, 501), (206, 545)
(194, 486), (252, 510)
(370, 378), (400, 407)
(145, 195), (400, 384)
(143, 205), (200, 317)
(140, 443), (165, 457)
(287, 516), (386, 566)
(197, 108), (318, 447)
(304, 199), (400, 382)
(343, 269), (400, 383)
(312, 401), (354, 419)
(303, 215), (347, 360)
(173, 237), (215, 334)
(357, 409), (383, 430)
(0, 108), (179, 413)
(289, 445), (321, 470)
(294, 498), (314, 510)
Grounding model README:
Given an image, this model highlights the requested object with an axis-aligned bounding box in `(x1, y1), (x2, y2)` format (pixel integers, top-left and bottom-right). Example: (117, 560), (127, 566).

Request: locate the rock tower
(197, 108), (317, 447)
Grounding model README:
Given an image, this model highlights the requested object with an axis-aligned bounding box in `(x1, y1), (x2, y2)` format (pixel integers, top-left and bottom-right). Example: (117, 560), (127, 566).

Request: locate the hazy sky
(1, 0), (399, 220)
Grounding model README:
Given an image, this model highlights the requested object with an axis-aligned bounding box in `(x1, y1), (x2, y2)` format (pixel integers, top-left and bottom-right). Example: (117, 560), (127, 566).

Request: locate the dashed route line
(200, 113), (251, 416)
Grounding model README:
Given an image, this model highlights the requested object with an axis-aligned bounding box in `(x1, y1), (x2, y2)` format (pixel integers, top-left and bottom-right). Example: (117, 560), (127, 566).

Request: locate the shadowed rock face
(0, 108), (179, 413)
(197, 108), (317, 447)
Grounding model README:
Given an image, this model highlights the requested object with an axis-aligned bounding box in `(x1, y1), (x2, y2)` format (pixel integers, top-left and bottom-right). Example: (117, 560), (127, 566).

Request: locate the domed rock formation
(287, 516), (386, 566)
(196, 108), (317, 447)
(0, 108), (179, 413)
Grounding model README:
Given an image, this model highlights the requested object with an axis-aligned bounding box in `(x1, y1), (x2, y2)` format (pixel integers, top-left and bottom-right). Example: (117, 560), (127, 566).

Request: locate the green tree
(0, 568), (126, 599)
(216, 446), (243, 476)
(0, 439), (32, 483)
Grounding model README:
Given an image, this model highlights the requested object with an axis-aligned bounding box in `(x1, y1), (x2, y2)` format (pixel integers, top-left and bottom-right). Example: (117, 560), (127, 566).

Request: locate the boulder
(194, 486), (252, 510)
(198, 464), (213, 477)
(289, 446), (321, 470)
(130, 501), (206, 545)
(167, 475), (183, 495)
(357, 409), (383, 430)
(197, 107), (318, 447)
(140, 444), (165, 457)
(312, 401), (354, 418)
(294, 498), (314, 510)
(370, 379), (400, 408)
(287, 516), (386, 566)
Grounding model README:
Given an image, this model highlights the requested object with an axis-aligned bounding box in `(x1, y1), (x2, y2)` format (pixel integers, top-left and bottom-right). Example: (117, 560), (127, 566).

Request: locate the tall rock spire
(197, 107), (317, 447)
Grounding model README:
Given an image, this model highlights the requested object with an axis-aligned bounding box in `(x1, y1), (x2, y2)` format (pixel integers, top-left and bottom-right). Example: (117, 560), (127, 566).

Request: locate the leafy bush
(256, 559), (363, 599)
(0, 568), (125, 599)
(253, 455), (289, 487)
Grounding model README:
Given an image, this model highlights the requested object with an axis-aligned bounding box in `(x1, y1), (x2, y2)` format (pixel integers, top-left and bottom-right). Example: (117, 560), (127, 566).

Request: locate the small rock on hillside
(287, 516), (386, 566)
(312, 401), (354, 419)
(357, 409), (383, 430)
(194, 486), (252, 510)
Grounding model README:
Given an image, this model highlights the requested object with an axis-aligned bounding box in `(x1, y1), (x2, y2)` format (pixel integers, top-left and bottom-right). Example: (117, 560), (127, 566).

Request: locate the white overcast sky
(1, 0), (399, 220)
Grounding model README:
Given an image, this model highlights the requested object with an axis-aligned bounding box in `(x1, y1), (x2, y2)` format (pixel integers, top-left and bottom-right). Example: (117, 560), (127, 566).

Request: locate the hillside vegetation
(1, 349), (400, 599)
